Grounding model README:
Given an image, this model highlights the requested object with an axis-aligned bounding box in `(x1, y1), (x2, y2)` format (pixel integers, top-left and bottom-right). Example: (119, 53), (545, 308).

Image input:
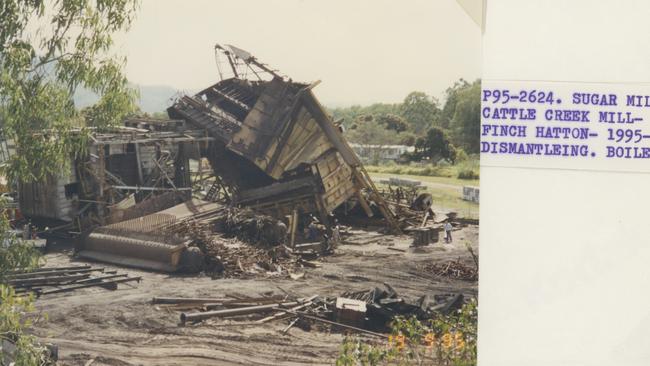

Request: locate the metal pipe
(180, 300), (302, 324)
(110, 185), (191, 192)
(6, 268), (103, 280)
(73, 274), (128, 284)
(153, 295), (285, 305)
(9, 273), (90, 286)
(40, 276), (141, 295)
(153, 297), (230, 304)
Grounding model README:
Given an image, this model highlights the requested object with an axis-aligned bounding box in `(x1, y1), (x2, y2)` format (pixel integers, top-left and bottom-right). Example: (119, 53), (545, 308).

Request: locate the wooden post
(97, 144), (105, 199)
(355, 190), (374, 218)
(97, 144), (106, 223)
(351, 168), (402, 234)
(313, 194), (332, 238)
(421, 210), (430, 227)
(134, 143), (144, 185)
(290, 209), (298, 249)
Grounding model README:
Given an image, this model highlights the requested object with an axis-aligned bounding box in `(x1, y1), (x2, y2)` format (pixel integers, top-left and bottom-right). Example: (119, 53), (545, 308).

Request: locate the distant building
(350, 143), (414, 164)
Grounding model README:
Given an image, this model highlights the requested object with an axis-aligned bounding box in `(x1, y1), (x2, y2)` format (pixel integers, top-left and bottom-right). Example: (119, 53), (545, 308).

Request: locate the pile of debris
(191, 234), (300, 278)
(336, 284), (465, 330)
(7, 265), (140, 297)
(168, 206), (287, 247)
(418, 259), (479, 282)
(162, 204), (326, 278)
(167, 43), (401, 235)
(156, 284), (467, 337)
(15, 44), (448, 275)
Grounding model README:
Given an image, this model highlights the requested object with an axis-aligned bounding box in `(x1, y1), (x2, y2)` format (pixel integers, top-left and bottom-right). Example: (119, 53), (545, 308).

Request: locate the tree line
(329, 79), (480, 163)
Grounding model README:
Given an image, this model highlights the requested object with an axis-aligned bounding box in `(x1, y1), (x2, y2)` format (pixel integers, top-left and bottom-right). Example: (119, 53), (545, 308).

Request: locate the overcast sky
(114, 0), (481, 106)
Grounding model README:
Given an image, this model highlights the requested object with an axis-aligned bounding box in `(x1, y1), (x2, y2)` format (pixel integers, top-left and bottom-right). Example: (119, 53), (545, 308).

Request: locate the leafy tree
(0, 213), (43, 364)
(345, 118), (401, 146)
(398, 132), (416, 146)
(411, 127), (457, 163)
(399, 91), (440, 134)
(151, 111), (171, 119)
(0, 221), (41, 282)
(329, 103), (401, 129)
(376, 113), (409, 133)
(439, 78), (471, 129)
(346, 113), (372, 130)
(0, 0), (139, 362)
(451, 80), (481, 153)
(0, 0), (139, 182)
(328, 81), (481, 158)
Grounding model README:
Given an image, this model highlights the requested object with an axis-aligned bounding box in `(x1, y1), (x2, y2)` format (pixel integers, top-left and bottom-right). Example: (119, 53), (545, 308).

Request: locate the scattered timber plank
(257, 295), (318, 324)
(281, 318), (300, 334)
(387, 247), (406, 253)
(285, 310), (388, 339)
(152, 297), (230, 305)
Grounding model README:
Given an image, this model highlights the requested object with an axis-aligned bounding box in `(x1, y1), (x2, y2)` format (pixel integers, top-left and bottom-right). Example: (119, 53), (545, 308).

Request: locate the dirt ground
(32, 225), (478, 366)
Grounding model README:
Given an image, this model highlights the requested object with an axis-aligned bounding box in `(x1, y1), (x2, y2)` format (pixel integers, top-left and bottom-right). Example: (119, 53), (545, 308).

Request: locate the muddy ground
(32, 224), (478, 366)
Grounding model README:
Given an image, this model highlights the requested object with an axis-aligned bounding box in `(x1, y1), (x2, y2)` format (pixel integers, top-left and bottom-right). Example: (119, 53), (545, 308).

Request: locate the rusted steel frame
(216, 43), (282, 80)
(39, 276), (142, 295)
(110, 186), (191, 192)
(246, 56), (281, 79)
(224, 52), (239, 78)
(39, 222), (75, 235)
(209, 87), (250, 112)
(95, 135), (213, 145)
(152, 145), (179, 191)
(140, 152), (168, 202)
(103, 170), (128, 187)
(214, 175), (230, 201)
(180, 299), (305, 324)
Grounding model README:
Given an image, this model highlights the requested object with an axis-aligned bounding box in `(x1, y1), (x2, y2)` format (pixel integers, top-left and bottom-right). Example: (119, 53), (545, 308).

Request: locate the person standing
(444, 222), (453, 243)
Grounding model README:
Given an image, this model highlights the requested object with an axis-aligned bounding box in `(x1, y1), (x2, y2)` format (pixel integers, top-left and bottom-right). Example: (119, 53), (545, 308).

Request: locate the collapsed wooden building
(167, 44), (399, 232)
(17, 44), (400, 272)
